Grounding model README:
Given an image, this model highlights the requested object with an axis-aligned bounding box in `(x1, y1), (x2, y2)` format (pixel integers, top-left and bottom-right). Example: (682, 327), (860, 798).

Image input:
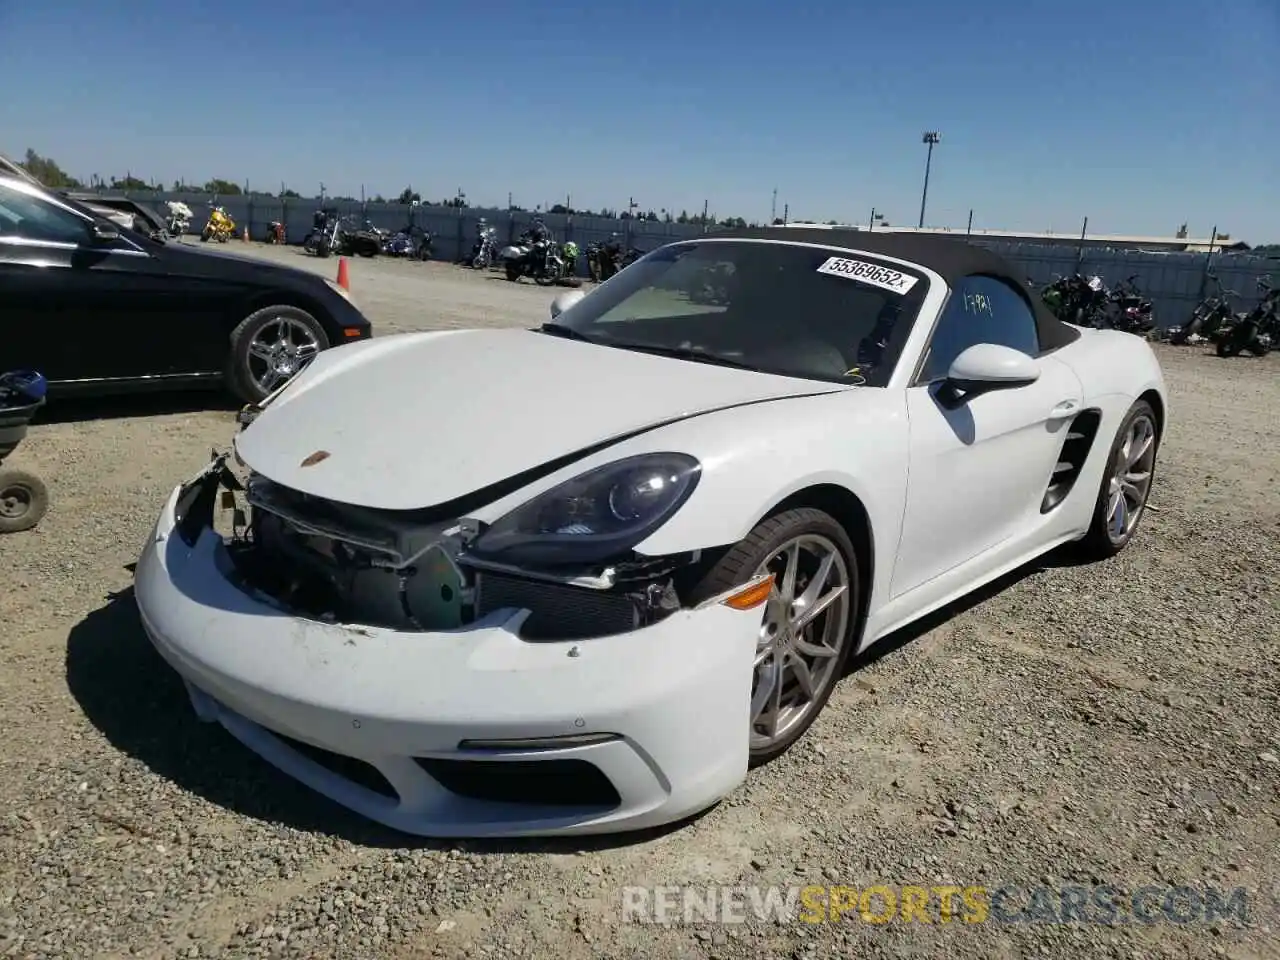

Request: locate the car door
(0, 181), (106, 383)
(891, 274), (1084, 598)
(0, 180), (230, 385)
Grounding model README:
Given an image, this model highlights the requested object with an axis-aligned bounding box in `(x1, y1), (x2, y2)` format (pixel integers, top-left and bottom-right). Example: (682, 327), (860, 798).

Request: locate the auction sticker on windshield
(816, 257), (919, 294)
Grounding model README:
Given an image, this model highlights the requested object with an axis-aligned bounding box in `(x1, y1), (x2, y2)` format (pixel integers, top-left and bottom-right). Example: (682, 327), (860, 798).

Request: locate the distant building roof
(776, 222), (1248, 253)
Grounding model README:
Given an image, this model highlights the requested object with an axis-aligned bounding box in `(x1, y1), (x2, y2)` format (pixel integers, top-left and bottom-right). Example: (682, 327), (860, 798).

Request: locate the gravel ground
(1, 245), (1277, 960)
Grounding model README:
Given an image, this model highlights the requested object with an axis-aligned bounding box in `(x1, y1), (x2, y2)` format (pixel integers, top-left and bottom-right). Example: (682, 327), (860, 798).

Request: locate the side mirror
(91, 221), (120, 243)
(937, 343), (1039, 407)
(549, 289), (586, 319)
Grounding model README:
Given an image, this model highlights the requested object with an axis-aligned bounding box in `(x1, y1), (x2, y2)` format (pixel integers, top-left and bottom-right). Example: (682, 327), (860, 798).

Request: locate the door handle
(1048, 399), (1080, 420)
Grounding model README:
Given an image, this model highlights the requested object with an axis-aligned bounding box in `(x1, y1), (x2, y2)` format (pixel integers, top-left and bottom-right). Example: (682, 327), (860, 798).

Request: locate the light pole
(918, 131), (941, 229)
(868, 207), (885, 231)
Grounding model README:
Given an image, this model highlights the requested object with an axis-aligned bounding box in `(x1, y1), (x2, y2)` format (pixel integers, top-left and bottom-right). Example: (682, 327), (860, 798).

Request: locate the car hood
(158, 240), (329, 283)
(233, 328), (846, 510)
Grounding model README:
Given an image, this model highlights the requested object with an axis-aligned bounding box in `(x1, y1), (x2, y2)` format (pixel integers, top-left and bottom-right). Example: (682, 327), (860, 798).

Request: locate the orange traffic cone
(336, 258), (350, 291)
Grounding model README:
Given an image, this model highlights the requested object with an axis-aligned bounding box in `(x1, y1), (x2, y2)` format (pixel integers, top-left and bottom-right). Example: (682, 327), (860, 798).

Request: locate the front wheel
(0, 467), (49, 534)
(226, 305), (330, 403)
(504, 261), (522, 282)
(686, 507), (859, 767)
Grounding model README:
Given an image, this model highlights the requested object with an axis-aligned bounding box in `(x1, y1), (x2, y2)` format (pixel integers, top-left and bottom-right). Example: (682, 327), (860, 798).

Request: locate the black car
(0, 173), (373, 404)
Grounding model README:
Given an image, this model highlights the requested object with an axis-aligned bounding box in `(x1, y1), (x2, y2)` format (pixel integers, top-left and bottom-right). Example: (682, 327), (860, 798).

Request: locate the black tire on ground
(0, 467), (49, 534)
(1216, 337), (1242, 358)
(1071, 399), (1160, 561)
(684, 506), (860, 767)
(226, 305), (330, 404)
(505, 261), (522, 282)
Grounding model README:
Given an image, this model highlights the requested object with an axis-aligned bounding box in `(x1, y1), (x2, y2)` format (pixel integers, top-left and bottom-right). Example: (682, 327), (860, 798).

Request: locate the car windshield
(544, 239), (929, 386)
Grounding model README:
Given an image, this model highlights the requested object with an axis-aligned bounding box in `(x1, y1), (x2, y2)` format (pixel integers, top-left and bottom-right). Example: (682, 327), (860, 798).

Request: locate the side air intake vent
(1041, 410), (1102, 513)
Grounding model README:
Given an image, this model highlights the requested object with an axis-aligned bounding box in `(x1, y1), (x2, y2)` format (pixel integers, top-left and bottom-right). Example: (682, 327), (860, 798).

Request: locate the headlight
(467, 453), (701, 567)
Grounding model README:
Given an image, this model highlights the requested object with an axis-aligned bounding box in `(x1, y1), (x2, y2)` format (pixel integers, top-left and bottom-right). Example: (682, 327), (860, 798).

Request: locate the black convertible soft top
(697, 226), (1079, 351)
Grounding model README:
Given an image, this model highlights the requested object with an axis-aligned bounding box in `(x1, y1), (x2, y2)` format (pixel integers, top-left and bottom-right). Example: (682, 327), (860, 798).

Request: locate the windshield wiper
(607, 342), (757, 370)
(536, 323), (601, 344)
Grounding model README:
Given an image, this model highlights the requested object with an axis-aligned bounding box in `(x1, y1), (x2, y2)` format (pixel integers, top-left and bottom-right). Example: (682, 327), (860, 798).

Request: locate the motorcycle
(165, 200), (192, 238)
(200, 205), (236, 243)
(560, 240), (580, 277)
(304, 208), (343, 258)
(384, 225), (433, 260)
(1170, 271), (1239, 345)
(500, 230), (566, 285)
(588, 235), (625, 282)
(1103, 275), (1156, 334)
(265, 221), (286, 244)
(344, 220), (383, 258)
(468, 224), (499, 269)
(1215, 275), (1278, 357)
(1041, 273), (1108, 326)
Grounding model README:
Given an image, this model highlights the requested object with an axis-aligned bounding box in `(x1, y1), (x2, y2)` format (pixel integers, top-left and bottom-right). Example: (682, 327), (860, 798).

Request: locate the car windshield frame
(543, 238), (931, 387)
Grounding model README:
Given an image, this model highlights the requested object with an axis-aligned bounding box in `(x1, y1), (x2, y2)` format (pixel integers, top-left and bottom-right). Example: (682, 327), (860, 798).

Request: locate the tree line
(14, 149), (810, 230)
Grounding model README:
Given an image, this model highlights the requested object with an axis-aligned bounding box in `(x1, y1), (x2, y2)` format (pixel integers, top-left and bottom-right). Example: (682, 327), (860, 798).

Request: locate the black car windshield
(545, 239), (929, 386)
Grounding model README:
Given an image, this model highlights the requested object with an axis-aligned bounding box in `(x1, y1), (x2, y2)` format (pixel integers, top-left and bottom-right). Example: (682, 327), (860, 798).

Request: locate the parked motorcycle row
(1037, 273), (1157, 335)
(472, 219), (644, 285)
(301, 208), (434, 261)
(1169, 272), (1278, 357)
(1034, 270), (1277, 359)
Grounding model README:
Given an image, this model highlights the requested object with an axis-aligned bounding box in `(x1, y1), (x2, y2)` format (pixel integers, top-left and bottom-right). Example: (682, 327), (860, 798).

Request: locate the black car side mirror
(91, 221), (120, 243)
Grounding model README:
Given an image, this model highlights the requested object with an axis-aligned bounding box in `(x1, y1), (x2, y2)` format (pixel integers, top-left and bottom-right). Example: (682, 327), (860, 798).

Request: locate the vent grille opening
(1042, 409), (1102, 513)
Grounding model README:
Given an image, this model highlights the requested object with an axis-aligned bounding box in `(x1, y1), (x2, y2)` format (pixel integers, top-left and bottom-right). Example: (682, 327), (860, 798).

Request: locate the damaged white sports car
(134, 228), (1167, 837)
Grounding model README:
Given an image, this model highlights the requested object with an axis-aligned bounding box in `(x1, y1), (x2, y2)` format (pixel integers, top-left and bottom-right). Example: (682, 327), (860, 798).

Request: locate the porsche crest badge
(299, 450), (331, 468)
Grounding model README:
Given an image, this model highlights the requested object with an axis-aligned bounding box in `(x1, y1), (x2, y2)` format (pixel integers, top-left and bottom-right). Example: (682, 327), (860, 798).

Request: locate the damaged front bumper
(133, 459), (763, 838)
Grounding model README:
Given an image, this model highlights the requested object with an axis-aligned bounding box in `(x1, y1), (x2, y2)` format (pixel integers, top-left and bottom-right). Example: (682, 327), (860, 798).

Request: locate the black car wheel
(0, 467), (49, 534)
(227, 305), (330, 403)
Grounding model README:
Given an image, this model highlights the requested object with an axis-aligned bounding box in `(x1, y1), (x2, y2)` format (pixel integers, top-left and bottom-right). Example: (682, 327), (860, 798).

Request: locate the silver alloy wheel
(245, 317), (322, 394)
(1106, 412), (1157, 543)
(750, 534), (852, 751)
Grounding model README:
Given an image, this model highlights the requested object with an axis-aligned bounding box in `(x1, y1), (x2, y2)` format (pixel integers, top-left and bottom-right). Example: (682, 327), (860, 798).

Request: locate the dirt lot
(1, 245), (1277, 960)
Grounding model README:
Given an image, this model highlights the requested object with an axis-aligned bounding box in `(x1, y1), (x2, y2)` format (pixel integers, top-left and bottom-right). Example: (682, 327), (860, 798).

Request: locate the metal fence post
(1197, 225), (1218, 299)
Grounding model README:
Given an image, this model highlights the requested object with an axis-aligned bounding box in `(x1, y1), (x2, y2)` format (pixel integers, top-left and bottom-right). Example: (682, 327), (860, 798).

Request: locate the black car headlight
(467, 453), (701, 567)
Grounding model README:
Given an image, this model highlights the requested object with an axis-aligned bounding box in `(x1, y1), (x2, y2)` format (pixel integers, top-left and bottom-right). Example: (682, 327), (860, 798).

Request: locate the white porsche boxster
(134, 228), (1167, 838)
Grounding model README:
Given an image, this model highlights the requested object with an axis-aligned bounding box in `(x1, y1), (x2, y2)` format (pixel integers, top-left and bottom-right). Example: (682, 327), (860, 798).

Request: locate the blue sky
(2, 0), (1277, 241)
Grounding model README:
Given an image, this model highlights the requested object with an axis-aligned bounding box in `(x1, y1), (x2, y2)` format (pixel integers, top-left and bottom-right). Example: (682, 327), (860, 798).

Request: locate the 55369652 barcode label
(815, 257), (919, 294)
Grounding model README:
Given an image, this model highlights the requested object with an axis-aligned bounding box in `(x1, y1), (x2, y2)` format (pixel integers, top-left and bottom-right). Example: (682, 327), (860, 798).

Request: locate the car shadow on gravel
(35, 391), (239, 425)
(846, 546), (1095, 673)
(65, 586), (709, 854)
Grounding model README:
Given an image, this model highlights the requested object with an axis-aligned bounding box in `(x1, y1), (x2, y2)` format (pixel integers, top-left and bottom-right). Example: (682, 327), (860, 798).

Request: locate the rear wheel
(227, 305), (329, 403)
(505, 261), (522, 282)
(686, 507), (859, 767)
(0, 467), (49, 534)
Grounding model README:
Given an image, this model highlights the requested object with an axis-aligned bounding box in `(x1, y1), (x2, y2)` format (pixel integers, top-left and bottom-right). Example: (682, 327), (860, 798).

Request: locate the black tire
(226, 305), (330, 404)
(505, 261), (522, 282)
(1072, 400), (1160, 561)
(1216, 337), (1242, 358)
(685, 507), (860, 767)
(0, 467), (49, 534)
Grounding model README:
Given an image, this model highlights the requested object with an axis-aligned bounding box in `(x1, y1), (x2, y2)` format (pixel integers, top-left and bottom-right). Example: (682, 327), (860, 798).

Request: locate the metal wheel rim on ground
(750, 533), (851, 751)
(1107, 413), (1156, 542)
(246, 317), (321, 394)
